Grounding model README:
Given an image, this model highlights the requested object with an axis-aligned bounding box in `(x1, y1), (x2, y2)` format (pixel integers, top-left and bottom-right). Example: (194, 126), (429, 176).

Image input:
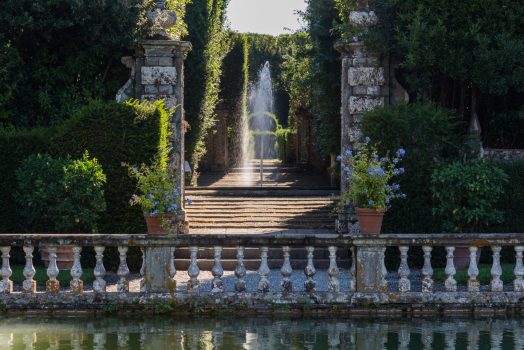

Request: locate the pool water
(0, 316), (522, 349)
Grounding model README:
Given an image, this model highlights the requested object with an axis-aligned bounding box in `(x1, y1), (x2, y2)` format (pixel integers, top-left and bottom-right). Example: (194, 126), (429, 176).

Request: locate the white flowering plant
(339, 137), (406, 210)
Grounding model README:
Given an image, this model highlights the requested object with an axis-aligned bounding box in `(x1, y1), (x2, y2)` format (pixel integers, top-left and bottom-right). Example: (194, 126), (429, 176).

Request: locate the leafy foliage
(352, 0), (524, 148)
(431, 159), (508, 233)
(16, 152), (107, 233)
(302, 0), (342, 157)
(127, 152), (181, 218)
(184, 0), (229, 183)
(362, 103), (462, 232)
(0, 0), (151, 128)
(0, 100), (169, 234)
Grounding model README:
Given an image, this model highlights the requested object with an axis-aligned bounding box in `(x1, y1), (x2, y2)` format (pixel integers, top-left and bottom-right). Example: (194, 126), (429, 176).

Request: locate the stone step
(186, 213), (334, 218)
(186, 188), (338, 196)
(174, 258), (351, 270)
(174, 246), (351, 270)
(189, 224), (335, 229)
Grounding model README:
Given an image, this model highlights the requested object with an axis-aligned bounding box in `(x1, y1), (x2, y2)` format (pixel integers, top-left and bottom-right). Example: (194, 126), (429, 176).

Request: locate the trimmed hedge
(0, 100), (169, 234)
(491, 159), (524, 233)
(0, 128), (50, 232)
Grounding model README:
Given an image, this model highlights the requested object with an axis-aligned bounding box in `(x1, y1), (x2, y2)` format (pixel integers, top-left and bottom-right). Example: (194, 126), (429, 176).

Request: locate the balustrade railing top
(0, 232), (523, 312)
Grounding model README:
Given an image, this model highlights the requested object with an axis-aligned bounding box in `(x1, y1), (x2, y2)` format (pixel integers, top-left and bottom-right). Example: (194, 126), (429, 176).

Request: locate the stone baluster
(422, 246), (434, 292)
(22, 245), (36, 293)
(117, 246), (130, 293)
(304, 246), (316, 294)
(398, 246), (411, 292)
(0, 246), (13, 294)
(467, 247), (480, 292)
(515, 326), (524, 350)
(513, 246), (524, 292)
(46, 245), (60, 293)
(93, 246), (106, 293)
(140, 247), (146, 292)
(168, 247), (177, 292)
(187, 246), (200, 293)
(281, 246), (293, 293)
(398, 327), (410, 350)
(444, 331), (457, 350)
(490, 326), (503, 350)
(444, 246), (457, 292)
(211, 246), (224, 293)
(70, 246), (83, 294)
(258, 247), (270, 292)
(490, 246), (503, 292)
(328, 246), (340, 293)
(467, 328), (479, 350)
(421, 327), (433, 350)
(235, 247), (247, 292)
(349, 246), (356, 292)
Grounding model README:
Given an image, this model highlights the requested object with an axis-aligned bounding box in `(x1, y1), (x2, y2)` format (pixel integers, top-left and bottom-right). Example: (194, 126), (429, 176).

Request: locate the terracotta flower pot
(40, 245), (74, 270)
(145, 215), (170, 235)
(356, 208), (386, 235)
(454, 246), (481, 270)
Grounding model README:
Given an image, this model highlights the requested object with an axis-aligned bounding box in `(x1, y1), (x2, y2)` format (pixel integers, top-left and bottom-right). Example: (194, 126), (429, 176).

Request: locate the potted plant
(339, 137), (406, 235)
(127, 154), (182, 235)
(16, 152), (107, 269)
(431, 158), (508, 268)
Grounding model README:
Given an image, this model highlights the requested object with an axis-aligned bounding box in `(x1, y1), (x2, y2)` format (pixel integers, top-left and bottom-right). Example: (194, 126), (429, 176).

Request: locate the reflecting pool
(0, 316), (523, 349)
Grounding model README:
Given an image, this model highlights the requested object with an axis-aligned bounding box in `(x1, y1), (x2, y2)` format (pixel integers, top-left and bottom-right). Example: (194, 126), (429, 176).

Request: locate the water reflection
(0, 317), (523, 349)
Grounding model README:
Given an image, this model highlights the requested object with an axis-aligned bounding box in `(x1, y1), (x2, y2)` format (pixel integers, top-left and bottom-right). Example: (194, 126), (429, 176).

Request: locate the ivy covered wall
(183, 0), (230, 183)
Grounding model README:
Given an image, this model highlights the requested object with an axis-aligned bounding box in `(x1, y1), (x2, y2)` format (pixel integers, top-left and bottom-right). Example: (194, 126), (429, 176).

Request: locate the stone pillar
(335, 1), (388, 234)
(354, 242), (388, 293)
(116, 2), (191, 293)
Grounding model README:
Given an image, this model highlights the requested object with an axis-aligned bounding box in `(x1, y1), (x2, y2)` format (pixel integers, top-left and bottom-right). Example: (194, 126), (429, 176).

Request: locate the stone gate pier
(116, 2), (191, 292)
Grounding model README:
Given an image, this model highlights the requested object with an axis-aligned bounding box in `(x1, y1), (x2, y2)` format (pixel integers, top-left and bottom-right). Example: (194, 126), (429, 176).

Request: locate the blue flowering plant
(126, 154), (182, 227)
(339, 137), (406, 210)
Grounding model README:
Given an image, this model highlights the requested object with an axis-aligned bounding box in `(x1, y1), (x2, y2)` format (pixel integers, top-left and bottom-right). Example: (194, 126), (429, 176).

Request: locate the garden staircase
(177, 160), (349, 269)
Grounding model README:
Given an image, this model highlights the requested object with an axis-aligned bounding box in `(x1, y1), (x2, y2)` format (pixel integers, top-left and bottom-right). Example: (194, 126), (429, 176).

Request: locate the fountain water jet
(240, 62), (275, 186)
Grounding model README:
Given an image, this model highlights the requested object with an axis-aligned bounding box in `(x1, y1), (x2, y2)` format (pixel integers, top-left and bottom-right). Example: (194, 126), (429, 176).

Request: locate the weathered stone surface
(349, 96), (384, 114)
(141, 66), (177, 85)
(349, 11), (378, 26)
(142, 247), (172, 293)
(348, 67), (385, 86)
(355, 246), (387, 293)
(141, 95), (177, 109)
(144, 84), (174, 95)
(367, 86), (381, 96)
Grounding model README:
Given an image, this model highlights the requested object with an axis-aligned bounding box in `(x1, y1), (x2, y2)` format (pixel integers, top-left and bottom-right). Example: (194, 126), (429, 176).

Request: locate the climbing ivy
(302, 0), (342, 157)
(219, 33), (249, 165)
(183, 0), (229, 184)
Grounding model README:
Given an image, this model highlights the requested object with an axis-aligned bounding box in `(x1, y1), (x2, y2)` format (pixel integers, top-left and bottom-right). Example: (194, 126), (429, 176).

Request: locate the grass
(10, 265), (95, 286)
(434, 263), (515, 284)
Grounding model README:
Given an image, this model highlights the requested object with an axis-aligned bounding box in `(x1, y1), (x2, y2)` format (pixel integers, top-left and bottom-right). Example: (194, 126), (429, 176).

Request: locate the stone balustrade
(0, 233), (523, 313)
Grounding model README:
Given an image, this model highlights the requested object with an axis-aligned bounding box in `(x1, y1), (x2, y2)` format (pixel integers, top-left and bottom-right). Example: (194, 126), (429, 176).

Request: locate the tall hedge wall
(183, 0), (229, 183)
(0, 100), (169, 234)
(219, 33), (249, 165)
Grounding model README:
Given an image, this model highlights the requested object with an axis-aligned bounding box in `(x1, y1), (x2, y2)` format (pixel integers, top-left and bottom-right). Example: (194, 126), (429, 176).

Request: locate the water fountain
(241, 61), (275, 186)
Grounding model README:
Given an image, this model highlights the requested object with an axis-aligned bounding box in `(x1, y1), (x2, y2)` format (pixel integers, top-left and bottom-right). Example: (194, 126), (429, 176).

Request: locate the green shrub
(431, 159), (508, 232)
(491, 159), (524, 233)
(50, 100), (170, 234)
(0, 128), (51, 232)
(361, 102), (462, 232)
(16, 152), (107, 232)
(0, 99), (169, 235)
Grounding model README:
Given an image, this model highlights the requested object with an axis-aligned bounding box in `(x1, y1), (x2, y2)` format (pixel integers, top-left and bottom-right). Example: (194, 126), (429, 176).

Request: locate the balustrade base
(1, 292), (524, 316)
